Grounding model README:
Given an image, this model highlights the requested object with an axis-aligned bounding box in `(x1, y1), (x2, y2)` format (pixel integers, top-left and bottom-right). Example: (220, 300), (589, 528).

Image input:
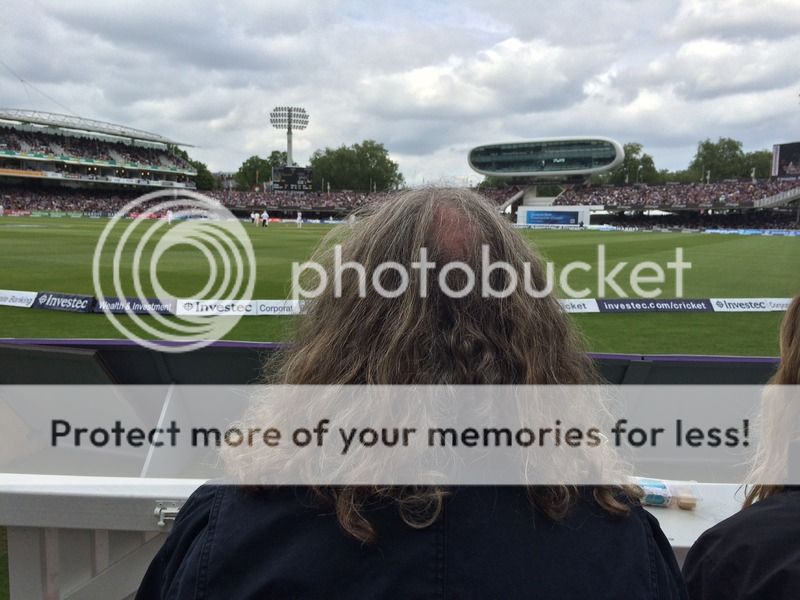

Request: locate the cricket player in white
(296, 211), (302, 228)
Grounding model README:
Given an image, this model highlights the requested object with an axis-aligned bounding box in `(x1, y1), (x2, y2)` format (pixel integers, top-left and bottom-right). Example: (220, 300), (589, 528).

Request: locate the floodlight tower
(269, 106), (309, 167)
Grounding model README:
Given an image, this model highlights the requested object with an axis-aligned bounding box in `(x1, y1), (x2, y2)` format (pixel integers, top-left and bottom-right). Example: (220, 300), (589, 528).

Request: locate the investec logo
(178, 300), (302, 316)
(711, 298), (786, 312)
(714, 300), (766, 311)
(182, 300), (255, 315)
(36, 292), (92, 312)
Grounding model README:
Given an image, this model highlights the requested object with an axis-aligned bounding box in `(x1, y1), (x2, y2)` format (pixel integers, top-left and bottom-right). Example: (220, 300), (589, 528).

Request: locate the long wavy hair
(256, 188), (638, 541)
(744, 293), (800, 507)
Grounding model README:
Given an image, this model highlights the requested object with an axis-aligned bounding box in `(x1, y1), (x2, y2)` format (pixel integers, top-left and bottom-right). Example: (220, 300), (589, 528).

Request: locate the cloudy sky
(2, 0), (799, 184)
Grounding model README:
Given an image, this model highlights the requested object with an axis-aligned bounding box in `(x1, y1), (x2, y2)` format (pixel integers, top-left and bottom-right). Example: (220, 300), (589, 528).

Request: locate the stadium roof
(0, 108), (192, 146)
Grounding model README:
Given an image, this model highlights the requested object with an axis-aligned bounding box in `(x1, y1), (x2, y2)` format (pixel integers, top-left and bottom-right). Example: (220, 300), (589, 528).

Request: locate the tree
(589, 139), (771, 185)
(744, 150), (773, 180)
(689, 138), (745, 182)
(188, 159), (216, 190)
(597, 142), (660, 185)
(234, 155), (272, 191)
(167, 146), (215, 190)
(661, 168), (698, 184)
(477, 176), (511, 189)
(639, 153), (659, 184)
(309, 140), (404, 192)
(616, 142), (644, 185)
(268, 150), (289, 170)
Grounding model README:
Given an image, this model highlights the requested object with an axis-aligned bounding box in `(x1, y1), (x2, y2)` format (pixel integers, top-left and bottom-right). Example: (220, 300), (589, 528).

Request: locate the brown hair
(263, 188), (638, 541)
(744, 293), (800, 507)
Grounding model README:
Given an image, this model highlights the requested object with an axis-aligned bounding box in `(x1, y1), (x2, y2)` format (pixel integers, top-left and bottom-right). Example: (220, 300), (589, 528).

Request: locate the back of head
(745, 293), (800, 507)
(257, 188), (633, 542)
(274, 187), (595, 385)
(775, 294), (800, 385)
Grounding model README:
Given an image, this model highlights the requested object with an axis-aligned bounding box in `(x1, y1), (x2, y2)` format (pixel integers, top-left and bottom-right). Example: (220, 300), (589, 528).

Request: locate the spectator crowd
(1, 182), (796, 230)
(556, 180), (800, 209)
(0, 126), (191, 170)
(593, 210), (798, 231)
(0, 187), (140, 214)
(208, 186), (520, 210)
(208, 190), (391, 211)
(0, 185), (519, 214)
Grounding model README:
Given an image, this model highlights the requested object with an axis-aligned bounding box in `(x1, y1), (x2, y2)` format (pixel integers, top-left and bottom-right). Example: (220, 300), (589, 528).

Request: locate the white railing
(498, 188), (526, 212)
(754, 186), (800, 209)
(0, 474), (743, 597)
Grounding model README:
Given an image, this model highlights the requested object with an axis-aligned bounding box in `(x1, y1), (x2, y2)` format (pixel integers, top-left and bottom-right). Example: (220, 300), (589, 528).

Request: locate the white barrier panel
(2, 385), (798, 486)
(0, 289), (37, 308)
(559, 299), (600, 313)
(171, 297), (791, 316)
(174, 299), (302, 316)
(0, 289), (792, 315)
(710, 298), (792, 312)
(0, 474), (743, 598)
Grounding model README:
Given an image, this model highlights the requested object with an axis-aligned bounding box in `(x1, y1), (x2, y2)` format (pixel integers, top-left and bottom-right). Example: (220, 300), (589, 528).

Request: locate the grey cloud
(614, 37), (800, 101)
(665, 0), (800, 41)
(1, 0), (799, 181)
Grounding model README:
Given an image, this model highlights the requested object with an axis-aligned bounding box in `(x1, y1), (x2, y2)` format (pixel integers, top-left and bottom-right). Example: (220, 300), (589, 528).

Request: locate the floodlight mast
(269, 106), (309, 168)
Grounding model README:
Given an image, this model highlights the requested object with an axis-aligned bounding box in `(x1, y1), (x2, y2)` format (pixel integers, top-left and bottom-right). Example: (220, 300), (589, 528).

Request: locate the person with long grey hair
(683, 294), (800, 599)
(138, 188), (686, 599)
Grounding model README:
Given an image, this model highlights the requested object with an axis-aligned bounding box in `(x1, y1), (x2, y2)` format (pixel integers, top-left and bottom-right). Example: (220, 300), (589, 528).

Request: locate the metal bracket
(154, 500), (184, 528)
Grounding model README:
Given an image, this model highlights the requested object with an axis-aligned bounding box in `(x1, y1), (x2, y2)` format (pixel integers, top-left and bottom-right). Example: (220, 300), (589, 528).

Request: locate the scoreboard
(526, 210), (580, 226)
(772, 142), (800, 177)
(517, 206), (591, 228)
(272, 166), (313, 191)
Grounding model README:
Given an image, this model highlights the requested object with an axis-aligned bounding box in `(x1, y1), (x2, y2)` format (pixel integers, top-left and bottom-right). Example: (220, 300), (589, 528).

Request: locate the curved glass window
(469, 139), (621, 175)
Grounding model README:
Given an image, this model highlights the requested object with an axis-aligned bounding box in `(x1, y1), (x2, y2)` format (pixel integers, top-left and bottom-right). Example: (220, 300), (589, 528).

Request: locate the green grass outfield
(1, 219), (796, 597)
(1, 216), (798, 356)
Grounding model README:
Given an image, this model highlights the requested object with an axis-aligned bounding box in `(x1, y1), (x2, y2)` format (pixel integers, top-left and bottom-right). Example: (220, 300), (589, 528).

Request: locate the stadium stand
(1, 184), (798, 229)
(0, 185), (555, 215)
(473, 185), (522, 206)
(209, 189), (389, 210)
(210, 187), (520, 210)
(0, 187), (141, 214)
(593, 210), (799, 230)
(0, 109), (196, 190)
(556, 180), (800, 209)
(0, 187), (390, 213)
(0, 126), (190, 170)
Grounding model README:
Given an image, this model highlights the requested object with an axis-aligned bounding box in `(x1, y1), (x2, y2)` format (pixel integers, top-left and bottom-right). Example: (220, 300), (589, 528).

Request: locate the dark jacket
(138, 485), (686, 599)
(683, 488), (800, 599)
